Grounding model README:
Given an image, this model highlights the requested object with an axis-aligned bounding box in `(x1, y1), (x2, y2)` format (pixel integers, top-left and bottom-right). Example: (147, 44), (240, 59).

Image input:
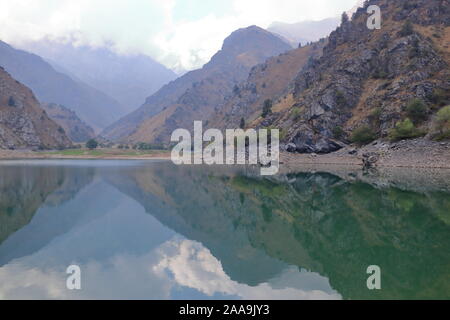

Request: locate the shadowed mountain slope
(0, 67), (71, 149)
(0, 40), (125, 131)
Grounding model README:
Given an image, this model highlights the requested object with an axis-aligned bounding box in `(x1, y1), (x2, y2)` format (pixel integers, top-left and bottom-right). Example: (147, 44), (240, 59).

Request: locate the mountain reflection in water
(0, 160), (449, 300)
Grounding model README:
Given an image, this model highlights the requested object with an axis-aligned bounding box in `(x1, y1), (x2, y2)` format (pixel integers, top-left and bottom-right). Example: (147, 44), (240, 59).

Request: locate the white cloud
(0, 238), (341, 300)
(155, 239), (341, 300)
(0, 0), (359, 72)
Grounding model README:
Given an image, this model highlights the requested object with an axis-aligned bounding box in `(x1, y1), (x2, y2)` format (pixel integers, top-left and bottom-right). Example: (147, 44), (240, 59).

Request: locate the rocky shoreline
(281, 138), (450, 169)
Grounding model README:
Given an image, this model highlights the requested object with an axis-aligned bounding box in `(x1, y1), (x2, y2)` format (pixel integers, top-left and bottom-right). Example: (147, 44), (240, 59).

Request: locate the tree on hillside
(240, 118), (246, 129)
(341, 12), (349, 24)
(406, 99), (428, 124)
(86, 139), (98, 150)
(8, 96), (16, 107)
(399, 20), (414, 37)
(262, 99), (273, 118)
(437, 105), (450, 130)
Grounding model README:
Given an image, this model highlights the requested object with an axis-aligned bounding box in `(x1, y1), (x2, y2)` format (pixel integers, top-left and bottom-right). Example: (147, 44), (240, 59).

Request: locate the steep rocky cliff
(42, 103), (95, 143)
(0, 67), (72, 149)
(102, 26), (292, 144)
(263, 0), (450, 153)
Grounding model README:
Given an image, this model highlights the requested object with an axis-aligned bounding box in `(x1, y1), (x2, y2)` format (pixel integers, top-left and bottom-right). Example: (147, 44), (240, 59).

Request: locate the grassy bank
(0, 148), (171, 160)
(41, 148), (169, 157)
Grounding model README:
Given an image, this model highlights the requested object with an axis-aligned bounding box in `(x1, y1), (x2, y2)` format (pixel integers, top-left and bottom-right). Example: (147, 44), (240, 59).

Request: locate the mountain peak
(222, 24), (290, 49)
(102, 25), (293, 143)
(204, 25), (292, 71)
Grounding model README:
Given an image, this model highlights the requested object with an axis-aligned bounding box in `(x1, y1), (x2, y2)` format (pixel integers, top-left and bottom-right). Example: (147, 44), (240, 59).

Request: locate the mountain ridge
(102, 25), (292, 143)
(0, 40), (125, 131)
(22, 40), (177, 112)
(41, 103), (95, 143)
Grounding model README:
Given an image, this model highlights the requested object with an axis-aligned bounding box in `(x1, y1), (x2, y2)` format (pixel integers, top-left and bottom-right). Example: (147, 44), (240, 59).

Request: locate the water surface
(0, 160), (449, 299)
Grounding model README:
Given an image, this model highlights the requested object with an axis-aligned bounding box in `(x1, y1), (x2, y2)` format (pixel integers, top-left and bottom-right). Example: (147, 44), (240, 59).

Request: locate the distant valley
(23, 41), (177, 113)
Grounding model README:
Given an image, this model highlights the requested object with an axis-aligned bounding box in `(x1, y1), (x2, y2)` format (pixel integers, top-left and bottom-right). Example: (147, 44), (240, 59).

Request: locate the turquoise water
(0, 160), (449, 300)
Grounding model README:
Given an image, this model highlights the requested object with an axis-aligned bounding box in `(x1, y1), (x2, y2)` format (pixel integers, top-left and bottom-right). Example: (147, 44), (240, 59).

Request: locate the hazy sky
(0, 0), (359, 72)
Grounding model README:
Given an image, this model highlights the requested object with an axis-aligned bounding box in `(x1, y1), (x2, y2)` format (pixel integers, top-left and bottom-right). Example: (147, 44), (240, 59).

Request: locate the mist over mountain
(0, 40), (125, 131)
(41, 103), (95, 143)
(102, 26), (292, 143)
(268, 18), (340, 47)
(23, 41), (177, 113)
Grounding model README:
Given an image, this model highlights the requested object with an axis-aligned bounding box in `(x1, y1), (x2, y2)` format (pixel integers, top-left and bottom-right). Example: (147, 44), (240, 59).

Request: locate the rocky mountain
(0, 40), (125, 131)
(41, 103), (95, 143)
(268, 18), (340, 47)
(23, 41), (177, 112)
(102, 26), (292, 143)
(0, 67), (72, 150)
(209, 40), (326, 131)
(237, 0), (450, 154)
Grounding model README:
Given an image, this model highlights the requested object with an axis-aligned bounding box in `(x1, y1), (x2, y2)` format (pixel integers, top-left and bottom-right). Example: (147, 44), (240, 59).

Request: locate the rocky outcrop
(42, 103), (95, 143)
(266, 0), (450, 154)
(0, 67), (72, 149)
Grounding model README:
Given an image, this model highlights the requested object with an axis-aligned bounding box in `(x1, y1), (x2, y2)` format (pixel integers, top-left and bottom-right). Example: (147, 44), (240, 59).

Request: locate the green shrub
(86, 139), (98, 150)
(372, 70), (388, 79)
(433, 105), (450, 140)
(332, 126), (345, 139)
(398, 20), (414, 37)
(350, 126), (376, 146)
(430, 88), (450, 107)
(369, 107), (382, 125)
(432, 131), (450, 141)
(388, 118), (425, 141)
(291, 107), (301, 121)
(279, 129), (287, 141)
(406, 99), (428, 124)
(134, 142), (164, 150)
(437, 105), (450, 126)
